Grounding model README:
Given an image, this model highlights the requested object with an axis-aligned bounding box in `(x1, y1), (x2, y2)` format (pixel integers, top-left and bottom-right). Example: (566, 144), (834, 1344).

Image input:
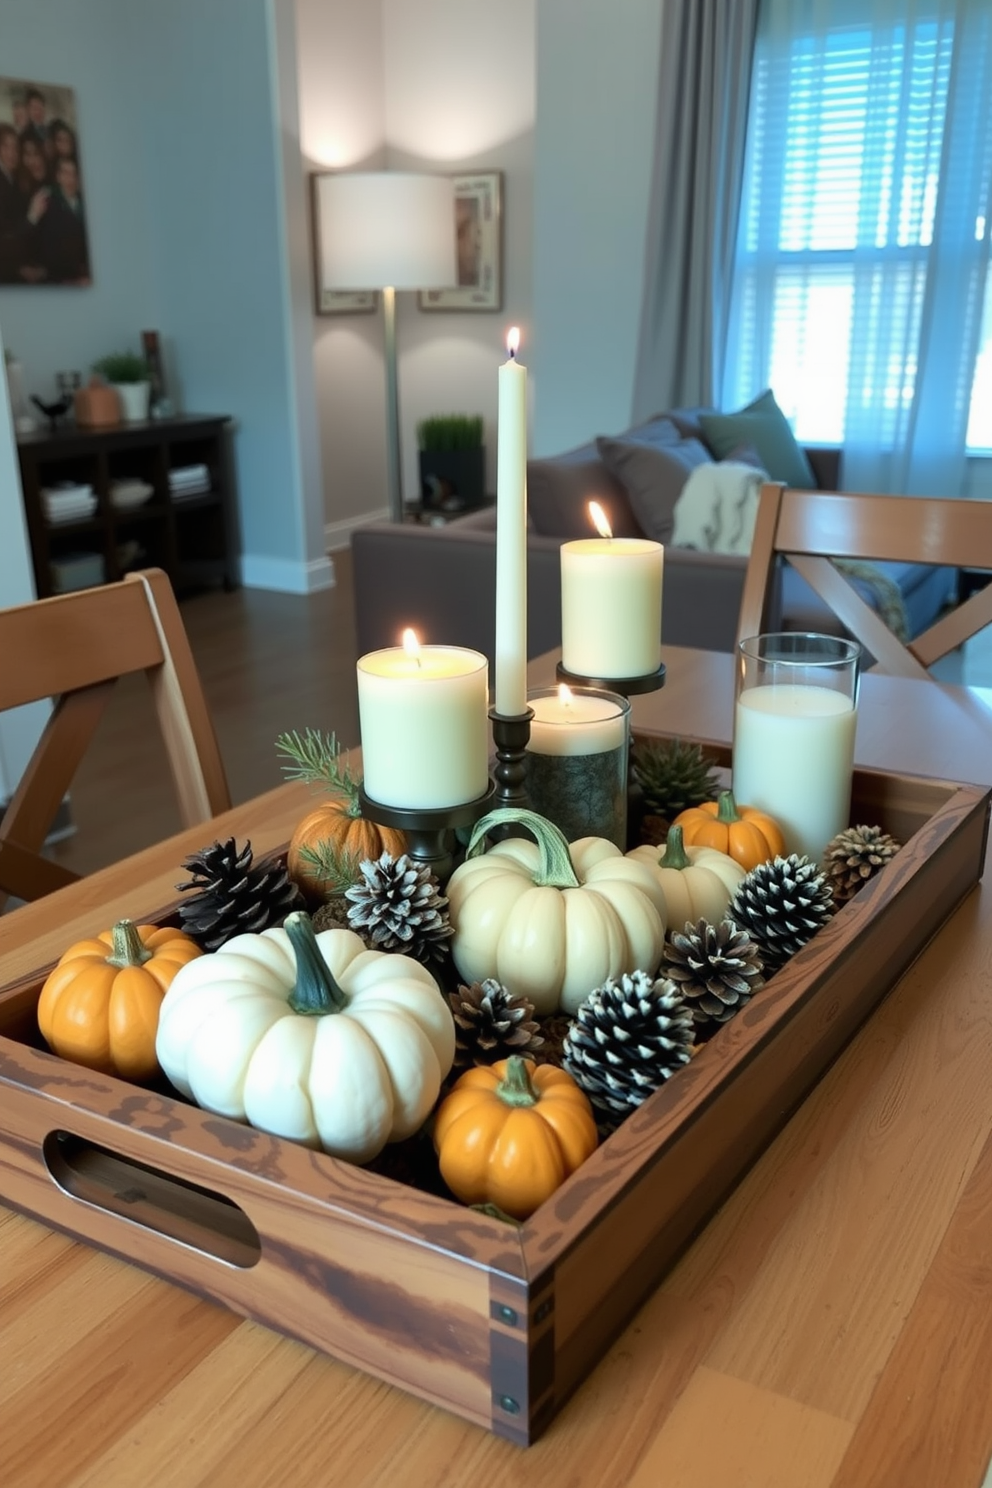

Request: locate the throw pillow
(699, 389), (815, 488)
(596, 432), (712, 544)
(527, 442), (641, 540)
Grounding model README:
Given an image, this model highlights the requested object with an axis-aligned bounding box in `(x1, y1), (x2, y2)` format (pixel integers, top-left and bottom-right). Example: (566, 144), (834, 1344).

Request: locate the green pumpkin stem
(464, 808), (581, 888)
(106, 919), (154, 969)
(284, 910), (348, 1015)
(715, 789), (744, 825)
(496, 1055), (539, 1108)
(658, 824), (691, 872)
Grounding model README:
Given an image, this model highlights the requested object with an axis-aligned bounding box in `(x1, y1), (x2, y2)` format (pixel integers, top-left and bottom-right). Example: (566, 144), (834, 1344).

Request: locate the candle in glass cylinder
(560, 502), (663, 679)
(495, 326), (528, 717)
(357, 630), (489, 809)
(525, 684), (631, 847)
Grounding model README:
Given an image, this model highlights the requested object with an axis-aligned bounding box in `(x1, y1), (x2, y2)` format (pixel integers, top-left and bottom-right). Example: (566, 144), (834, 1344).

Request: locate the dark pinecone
(662, 918), (765, 1037)
(311, 894), (353, 934)
(176, 838), (304, 951)
(823, 824), (901, 905)
(345, 852), (453, 968)
(632, 739), (721, 823)
(562, 971), (695, 1118)
(728, 854), (834, 974)
(448, 980), (544, 1069)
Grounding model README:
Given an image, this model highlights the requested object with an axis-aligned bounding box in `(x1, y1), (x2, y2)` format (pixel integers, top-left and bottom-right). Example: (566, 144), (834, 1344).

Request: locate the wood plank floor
(47, 552), (359, 879)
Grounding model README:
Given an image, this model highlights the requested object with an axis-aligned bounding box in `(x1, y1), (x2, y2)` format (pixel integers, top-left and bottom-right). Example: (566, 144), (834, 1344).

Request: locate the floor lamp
(314, 172), (456, 523)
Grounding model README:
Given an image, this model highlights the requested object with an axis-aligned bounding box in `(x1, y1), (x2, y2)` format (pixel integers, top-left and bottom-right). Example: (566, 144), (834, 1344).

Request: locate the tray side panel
(528, 787), (989, 1408)
(0, 1055), (500, 1431)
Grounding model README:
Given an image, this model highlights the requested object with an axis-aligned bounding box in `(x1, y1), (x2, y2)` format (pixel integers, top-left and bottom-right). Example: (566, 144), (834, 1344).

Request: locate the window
(723, 2), (992, 456)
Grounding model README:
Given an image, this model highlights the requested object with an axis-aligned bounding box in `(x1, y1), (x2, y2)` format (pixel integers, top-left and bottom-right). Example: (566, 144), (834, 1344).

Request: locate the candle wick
(508, 348), (516, 361)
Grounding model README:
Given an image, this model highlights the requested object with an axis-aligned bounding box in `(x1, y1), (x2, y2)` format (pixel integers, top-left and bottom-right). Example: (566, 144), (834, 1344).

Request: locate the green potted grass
(92, 350), (152, 424)
(416, 414), (485, 512)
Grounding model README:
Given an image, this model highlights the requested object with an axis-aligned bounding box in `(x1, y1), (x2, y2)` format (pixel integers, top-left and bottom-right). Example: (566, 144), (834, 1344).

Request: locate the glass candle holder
(734, 633), (861, 864)
(525, 685), (630, 848)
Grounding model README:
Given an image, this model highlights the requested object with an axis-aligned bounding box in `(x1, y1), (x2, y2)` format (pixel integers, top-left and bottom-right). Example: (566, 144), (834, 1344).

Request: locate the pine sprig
(296, 838), (364, 892)
(275, 728), (361, 810)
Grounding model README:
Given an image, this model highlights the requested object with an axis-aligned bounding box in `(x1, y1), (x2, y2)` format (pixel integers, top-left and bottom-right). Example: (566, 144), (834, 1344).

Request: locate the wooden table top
(3, 646), (992, 1488)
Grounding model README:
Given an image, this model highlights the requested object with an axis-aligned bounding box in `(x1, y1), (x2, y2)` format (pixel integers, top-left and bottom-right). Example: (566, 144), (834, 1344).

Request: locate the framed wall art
(0, 76), (91, 286)
(419, 170), (502, 313)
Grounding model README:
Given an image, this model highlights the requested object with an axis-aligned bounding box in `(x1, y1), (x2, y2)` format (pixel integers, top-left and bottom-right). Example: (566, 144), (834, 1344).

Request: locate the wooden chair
(0, 568), (231, 909)
(737, 483), (992, 679)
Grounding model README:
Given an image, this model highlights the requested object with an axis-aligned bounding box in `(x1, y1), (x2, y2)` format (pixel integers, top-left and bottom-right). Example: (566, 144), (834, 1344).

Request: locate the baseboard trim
(239, 553), (336, 593)
(325, 508), (390, 551)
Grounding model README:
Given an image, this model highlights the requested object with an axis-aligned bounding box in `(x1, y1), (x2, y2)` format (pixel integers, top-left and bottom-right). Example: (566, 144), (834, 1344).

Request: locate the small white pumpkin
(627, 824), (745, 931)
(156, 913), (455, 1165)
(446, 808), (667, 1016)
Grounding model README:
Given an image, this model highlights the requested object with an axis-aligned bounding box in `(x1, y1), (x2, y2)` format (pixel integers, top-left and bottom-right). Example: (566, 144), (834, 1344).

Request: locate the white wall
(296, 0), (536, 532)
(531, 0), (662, 455)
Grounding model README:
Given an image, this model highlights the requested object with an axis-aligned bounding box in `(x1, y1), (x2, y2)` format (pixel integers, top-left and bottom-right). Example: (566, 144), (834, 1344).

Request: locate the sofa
(351, 392), (958, 665)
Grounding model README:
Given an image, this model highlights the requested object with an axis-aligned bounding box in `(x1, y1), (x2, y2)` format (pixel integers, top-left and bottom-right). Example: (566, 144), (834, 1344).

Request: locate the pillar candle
(357, 632), (489, 809)
(495, 327), (528, 716)
(525, 685), (631, 847)
(560, 503), (663, 679)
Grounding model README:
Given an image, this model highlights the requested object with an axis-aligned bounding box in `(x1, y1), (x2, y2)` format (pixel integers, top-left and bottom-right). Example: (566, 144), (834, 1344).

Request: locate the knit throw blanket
(833, 559), (910, 641)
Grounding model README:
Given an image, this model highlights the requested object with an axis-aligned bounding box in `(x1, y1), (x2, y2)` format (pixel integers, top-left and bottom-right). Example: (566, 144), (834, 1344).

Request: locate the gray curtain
(631, 0), (759, 421)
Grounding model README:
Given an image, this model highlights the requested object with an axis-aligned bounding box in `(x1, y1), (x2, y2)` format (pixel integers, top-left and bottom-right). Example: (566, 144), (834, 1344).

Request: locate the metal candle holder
(358, 782), (496, 887)
(488, 706), (534, 815)
(555, 659), (666, 699)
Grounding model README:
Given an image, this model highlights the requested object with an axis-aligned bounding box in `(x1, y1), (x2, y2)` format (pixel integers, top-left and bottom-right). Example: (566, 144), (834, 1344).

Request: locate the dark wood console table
(16, 414), (238, 599)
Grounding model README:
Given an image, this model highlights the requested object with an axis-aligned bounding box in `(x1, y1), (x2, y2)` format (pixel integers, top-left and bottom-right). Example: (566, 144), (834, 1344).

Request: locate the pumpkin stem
(284, 911), (349, 1015)
(106, 919), (153, 969)
(496, 1055), (540, 1107)
(464, 809), (581, 889)
(715, 789), (743, 825)
(657, 825), (691, 872)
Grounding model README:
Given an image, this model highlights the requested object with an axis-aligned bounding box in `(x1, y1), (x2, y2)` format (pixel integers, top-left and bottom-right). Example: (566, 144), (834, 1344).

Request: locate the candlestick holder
(488, 706), (533, 820)
(555, 659), (666, 699)
(358, 783), (496, 887)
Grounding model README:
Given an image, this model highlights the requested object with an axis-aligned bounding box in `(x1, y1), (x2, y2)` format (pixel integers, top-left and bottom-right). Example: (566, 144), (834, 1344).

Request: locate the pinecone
(632, 739), (721, 824)
(176, 838), (304, 951)
(662, 918), (765, 1037)
(344, 852), (453, 968)
(311, 894), (353, 934)
(728, 854), (834, 974)
(823, 824), (901, 905)
(562, 971), (695, 1117)
(448, 980), (544, 1069)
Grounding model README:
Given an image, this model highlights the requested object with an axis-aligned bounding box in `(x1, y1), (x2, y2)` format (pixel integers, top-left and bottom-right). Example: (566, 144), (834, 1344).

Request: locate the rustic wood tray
(0, 750), (988, 1445)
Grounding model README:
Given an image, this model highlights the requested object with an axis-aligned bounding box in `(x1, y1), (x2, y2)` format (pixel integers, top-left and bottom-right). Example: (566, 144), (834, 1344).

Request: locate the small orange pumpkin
(674, 789), (786, 870)
(433, 1055), (598, 1219)
(37, 919), (202, 1081)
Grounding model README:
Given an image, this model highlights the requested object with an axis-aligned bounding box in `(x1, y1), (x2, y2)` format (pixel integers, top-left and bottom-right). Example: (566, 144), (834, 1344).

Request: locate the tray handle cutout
(43, 1130), (261, 1269)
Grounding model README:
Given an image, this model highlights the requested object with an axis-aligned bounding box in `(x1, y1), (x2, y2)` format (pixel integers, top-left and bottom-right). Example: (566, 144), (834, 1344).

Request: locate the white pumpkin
(627, 825), (745, 931)
(447, 808), (667, 1016)
(156, 913), (455, 1165)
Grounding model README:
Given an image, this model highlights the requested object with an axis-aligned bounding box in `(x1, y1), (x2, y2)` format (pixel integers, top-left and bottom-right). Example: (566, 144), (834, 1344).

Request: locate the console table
(16, 415), (238, 598)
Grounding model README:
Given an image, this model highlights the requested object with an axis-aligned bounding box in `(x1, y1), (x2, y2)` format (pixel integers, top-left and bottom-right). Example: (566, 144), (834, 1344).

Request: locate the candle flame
(402, 628), (422, 667)
(588, 500), (613, 539)
(557, 684), (574, 707)
(506, 326), (521, 359)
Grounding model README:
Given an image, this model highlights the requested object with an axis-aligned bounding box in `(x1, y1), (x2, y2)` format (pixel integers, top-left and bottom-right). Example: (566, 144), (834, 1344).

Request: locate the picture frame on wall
(0, 76), (91, 287)
(419, 170), (502, 313)
(309, 173), (377, 315)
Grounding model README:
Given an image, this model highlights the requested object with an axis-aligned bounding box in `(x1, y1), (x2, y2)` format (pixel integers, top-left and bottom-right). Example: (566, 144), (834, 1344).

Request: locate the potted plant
(92, 351), (151, 424)
(416, 414), (485, 512)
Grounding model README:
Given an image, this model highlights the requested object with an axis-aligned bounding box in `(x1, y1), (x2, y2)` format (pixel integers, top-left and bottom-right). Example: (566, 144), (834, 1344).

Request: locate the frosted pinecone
(344, 851), (453, 967)
(728, 854), (834, 974)
(823, 824), (901, 905)
(562, 971), (694, 1117)
(448, 980), (544, 1069)
(662, 918), (765, 1036)
(176, 838), (304, 951)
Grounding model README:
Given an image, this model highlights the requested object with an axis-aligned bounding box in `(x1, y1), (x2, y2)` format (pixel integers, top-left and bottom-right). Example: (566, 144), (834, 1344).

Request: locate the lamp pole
(381, 285), (403, 524)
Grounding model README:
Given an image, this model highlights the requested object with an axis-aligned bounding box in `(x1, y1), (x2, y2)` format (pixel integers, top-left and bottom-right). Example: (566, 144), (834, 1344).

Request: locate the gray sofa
(352, 400), (957, 665)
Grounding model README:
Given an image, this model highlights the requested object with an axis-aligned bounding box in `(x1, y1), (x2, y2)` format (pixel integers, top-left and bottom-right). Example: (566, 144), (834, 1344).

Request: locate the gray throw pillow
(699, 389), (815, 488)
(527, 442), (641, 539)
(596, 433), (713, 544)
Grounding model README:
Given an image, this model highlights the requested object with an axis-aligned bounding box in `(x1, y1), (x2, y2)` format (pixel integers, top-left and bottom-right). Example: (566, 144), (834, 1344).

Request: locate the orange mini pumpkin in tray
(674, 788), (786, 871)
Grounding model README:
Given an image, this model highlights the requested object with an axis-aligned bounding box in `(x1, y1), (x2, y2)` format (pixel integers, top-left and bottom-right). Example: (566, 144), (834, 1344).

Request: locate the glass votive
(733, 633), (861, 864)
(525, 685), (631, 848)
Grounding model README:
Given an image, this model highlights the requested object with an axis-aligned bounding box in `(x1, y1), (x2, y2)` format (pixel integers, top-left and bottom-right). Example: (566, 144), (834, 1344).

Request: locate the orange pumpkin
(37, 919), (202, 1081)
(433, 1056), (598, 1219)
(673, 789), (786, 870)
(287, 802), (407, 903)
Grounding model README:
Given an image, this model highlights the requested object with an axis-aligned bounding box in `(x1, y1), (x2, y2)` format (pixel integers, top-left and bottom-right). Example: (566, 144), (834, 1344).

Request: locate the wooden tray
(0, 752), (988, 1445)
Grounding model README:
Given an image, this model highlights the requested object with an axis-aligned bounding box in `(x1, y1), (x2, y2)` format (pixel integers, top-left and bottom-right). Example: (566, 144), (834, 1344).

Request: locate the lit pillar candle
(495, 326), (528, 716)
(525, 684), (631, 847)
(357, 630), (489, 808)
(560, 501), (663, 679)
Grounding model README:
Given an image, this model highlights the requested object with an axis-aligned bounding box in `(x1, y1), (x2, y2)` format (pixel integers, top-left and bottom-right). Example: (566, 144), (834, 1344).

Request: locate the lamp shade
(316, 172), (456, 291)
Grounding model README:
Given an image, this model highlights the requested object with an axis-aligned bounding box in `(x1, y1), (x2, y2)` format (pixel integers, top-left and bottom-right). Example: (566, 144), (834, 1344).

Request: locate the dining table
(2, 644), (992, 1488)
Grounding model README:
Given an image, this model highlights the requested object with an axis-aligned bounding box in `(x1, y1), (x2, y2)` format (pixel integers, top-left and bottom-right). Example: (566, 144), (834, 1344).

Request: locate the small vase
(114, 380), (150, 423)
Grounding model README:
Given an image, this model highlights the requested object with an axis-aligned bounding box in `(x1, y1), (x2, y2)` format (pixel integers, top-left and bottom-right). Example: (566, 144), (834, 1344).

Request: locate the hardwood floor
(46, 551), (359, 880)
